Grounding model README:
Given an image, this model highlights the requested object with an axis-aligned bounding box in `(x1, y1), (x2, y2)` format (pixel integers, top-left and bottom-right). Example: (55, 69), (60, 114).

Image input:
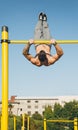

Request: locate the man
(23, 12), (63, 67)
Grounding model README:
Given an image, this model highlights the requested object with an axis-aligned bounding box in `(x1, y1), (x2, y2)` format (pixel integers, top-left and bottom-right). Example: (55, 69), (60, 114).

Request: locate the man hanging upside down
(23, 12), (63, 66)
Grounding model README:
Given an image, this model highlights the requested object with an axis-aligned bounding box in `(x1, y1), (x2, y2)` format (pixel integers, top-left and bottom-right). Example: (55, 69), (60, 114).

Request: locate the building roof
(15, 95), (78, 102)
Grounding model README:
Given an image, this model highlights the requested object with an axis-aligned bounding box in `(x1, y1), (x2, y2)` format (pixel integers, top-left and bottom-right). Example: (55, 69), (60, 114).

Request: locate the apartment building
(8, 95), (78, 116)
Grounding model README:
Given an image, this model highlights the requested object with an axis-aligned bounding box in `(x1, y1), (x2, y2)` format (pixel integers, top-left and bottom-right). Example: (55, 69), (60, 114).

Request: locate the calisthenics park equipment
(0, 25), (78, 130)
(21, 115), (78, 130)
(43, 118), (78, 130)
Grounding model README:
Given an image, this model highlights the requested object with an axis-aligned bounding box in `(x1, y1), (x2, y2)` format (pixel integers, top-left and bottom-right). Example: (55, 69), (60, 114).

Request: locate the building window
(27, 100), (31, 103)
(27, 111), (31, 116)
(27, 105), (31, 108)
(35, 100), (38, 103)
(35, 105), (38, 109)
(35, 111), (38, 114)
(20, 108), (22, 111)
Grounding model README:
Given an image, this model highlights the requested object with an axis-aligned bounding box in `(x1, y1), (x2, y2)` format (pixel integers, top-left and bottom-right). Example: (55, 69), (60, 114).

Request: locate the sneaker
(43, 14), (47, 21)
(39, 12), (43, 20)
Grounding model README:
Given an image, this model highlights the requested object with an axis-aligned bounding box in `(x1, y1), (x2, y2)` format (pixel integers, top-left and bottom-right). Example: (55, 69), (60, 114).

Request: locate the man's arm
(49, 39), (64, 64)
(53, 41), (63, 59)
(22, 39), (35, 62)
(22, 39), (42, 66)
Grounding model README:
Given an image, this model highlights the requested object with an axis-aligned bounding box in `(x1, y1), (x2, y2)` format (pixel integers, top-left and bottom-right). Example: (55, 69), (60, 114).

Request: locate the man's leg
(42, 14), (52, 40)
(34, 13), (44, 40)
(34, 20), (43, 40)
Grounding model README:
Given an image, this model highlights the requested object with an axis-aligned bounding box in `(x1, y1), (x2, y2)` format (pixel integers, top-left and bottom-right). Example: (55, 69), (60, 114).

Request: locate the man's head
(38, 50), (47, 62)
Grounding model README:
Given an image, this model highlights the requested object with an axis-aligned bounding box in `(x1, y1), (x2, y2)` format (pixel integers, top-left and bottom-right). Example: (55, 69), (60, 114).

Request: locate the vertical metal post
(22, 114), (25, 130)
(44, 118), (47, 130)
(0, 116), (1, 130)
(14, 116), (16, 130)
(27, 116), (29, 130)
(0, 116), (2, 130)
(74, 118), (78, 130)
(1, 26), (9, 130)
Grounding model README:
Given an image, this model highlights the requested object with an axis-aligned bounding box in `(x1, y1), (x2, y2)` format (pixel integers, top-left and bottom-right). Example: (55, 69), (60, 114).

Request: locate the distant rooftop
(15, 95), (78, 101)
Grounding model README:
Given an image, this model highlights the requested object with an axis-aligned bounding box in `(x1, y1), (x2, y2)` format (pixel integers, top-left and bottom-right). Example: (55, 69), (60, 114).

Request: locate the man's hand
(28, 39), (34, 45)
(50, 39), (57, 46)
(50, 39), (56, 44)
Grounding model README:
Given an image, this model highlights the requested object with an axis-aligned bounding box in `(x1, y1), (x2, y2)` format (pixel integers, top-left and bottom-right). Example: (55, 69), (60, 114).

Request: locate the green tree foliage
(8, 117), (14, 130)
(8, 103), (14, 116)
(62, 100), (78, 119)
(43, 105), (53, 119)
(32, 113), (43, 120)
(53, 103), (63, 118)
(30, 118), (43, 130)
(8, 116), (21, 130)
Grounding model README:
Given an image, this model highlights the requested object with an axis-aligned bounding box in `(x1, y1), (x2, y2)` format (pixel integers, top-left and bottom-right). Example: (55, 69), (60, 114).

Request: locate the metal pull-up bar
(1, 39), (78, 44)
(1, 25), (78, 130)
(9, 40), (78, 44)
(1, 40), (78, 44)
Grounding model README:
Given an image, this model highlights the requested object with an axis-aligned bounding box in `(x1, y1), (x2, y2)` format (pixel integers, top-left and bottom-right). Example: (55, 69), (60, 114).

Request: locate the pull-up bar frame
(1, 40), (78, 44)
(1, 25), (78, 130)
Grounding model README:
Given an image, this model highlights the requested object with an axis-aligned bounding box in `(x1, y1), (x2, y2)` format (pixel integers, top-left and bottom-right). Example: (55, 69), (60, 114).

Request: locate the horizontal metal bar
(47, 119), (74, 123)
(10, 40), (78, 44)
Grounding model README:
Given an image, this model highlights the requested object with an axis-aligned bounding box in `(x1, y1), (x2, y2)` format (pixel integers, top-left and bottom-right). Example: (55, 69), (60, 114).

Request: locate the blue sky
(0, 0), (78, 100)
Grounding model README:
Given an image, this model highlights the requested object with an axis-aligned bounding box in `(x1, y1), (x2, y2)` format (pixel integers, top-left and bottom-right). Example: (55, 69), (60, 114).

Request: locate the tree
(30, 118), (43, 130)
(32, 113), (43, 120)
(8, 103), (14, 116)
(62, 100), (78, 119)
(43, 105), (53, 119)
(53, 103), (63, 118)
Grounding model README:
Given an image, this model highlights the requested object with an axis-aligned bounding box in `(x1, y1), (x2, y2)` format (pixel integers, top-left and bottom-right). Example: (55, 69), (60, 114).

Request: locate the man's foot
(43, 14), (47, 21)
(39, 12), (43, 20)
